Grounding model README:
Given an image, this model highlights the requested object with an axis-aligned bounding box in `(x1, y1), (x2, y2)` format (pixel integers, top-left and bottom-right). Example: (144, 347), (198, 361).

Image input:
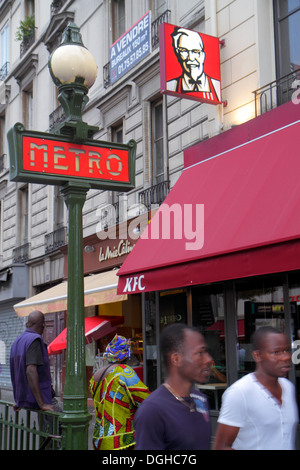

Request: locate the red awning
(206, 319), (244, 339)
(117, 120), (300, 294)
(48, 316), (124, 355)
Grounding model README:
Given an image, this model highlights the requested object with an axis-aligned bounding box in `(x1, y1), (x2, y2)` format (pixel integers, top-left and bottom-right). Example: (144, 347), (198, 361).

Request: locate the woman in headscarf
(89, 334), (150, 450)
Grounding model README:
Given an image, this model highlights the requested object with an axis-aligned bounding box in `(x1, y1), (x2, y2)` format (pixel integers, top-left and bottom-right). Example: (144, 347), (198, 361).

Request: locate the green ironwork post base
(60, 181), (91, 450)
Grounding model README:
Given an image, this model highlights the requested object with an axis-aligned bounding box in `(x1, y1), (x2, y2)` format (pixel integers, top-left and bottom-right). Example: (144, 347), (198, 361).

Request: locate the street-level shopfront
(0, 265), (29, 392)
(117, 101), (300, 438)
(13, 215), (149, 397)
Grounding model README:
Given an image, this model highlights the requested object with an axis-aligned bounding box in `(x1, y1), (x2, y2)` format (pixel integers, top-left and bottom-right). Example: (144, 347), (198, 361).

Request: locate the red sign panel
(23, 136), (130, 182)
(8, 123), (136, 191)
(159, 23), (222, 105)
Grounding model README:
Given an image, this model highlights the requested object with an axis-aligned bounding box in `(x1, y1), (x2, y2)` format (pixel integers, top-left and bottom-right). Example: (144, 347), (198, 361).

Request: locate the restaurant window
(151, 100), (164, 185)
(0, 200), (3, 258)
(144, 289), (187, 391)
(110, 123), (123, 224)
(273, 0), (300, 99)
(144, 292), (159, 391)
(149, 0), (169, 18)
(112, 0), (125, 43)
(287, 271), (300, 414)
(159, 288), (187, 379)
(22, 86), (33, 130)
(192, 284), (226, 411)
(18, 184), (29, 245)
(0, 22), (9, 80)
(235, 274), (285, 377)
(25, 0), (35, 17)
(0, 116), (5, 163)
(112, 123), (123, 144)
(53, 186), (64, 230)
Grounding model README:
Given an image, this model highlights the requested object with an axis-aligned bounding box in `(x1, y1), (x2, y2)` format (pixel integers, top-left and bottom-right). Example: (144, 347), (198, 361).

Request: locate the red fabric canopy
(117, 120), (300, 294)
(48, 316), (124, 355)
(206, 319), (244, 339)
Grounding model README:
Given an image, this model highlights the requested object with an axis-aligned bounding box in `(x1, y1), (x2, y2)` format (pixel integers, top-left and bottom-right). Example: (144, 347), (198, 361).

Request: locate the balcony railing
(99, 201), (121, 231)
(45, 227), (67, 254)
(151, 9), (170, 49)
(20, 31), (35, 58)
(49, 105), (66, 132)
(0, 62), (9, 81)
(0, 154), (6, 172)
(13, 243), (30, 263)
(103, 9), (171, 88)
(253, 67), (300, 116)
(139, 180), (170, 212)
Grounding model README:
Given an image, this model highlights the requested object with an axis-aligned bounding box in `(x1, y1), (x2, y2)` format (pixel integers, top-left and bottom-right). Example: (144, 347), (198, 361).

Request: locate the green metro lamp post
(8, 22), (136, 450)
(48, 22), (98, 142)
(48, 23), (98, 450)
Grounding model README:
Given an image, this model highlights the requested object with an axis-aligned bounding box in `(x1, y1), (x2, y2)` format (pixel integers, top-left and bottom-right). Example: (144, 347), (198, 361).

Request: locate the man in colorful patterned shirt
(89, 334), (150, 450)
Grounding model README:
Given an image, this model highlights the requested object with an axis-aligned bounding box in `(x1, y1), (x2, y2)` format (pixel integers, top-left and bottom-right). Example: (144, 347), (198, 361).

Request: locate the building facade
(0, 0), (299, 440)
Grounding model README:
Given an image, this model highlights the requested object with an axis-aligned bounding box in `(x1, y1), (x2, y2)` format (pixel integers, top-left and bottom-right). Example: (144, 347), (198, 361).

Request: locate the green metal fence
(0, 400), (62, 450)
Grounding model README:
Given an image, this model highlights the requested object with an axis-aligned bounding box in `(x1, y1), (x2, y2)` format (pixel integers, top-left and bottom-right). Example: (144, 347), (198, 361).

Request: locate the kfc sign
(123, 275), (146, 293)
(159, 23), (222, 105)
(8, 123), (136, 191)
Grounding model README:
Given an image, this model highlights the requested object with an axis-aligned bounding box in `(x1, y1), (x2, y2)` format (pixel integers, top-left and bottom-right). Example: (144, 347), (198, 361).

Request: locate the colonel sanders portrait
(167, 27), (221, 102)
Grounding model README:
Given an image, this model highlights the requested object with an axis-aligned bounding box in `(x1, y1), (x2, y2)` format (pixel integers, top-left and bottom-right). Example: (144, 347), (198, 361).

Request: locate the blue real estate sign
(110, 11), (152, 84)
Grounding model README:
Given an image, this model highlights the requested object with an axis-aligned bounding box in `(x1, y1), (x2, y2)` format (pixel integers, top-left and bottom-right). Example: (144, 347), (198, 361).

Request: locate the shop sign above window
(159, 23), (222, 105)
(110, 11), (152, 84)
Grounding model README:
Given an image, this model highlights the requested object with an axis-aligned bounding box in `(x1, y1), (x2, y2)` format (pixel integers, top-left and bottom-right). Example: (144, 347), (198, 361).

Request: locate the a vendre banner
(159, 23), (222, 105)
(110, 11), (152, 84)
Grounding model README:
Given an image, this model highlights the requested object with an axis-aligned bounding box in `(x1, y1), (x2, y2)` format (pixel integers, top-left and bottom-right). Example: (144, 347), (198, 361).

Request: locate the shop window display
(159, 289), (187, 382)
(235, 275), (285, 377)
(144, 289), (188, 390)
(287, 271), (300, 414)
(192, 285), (226, 410)
(143, 271), (300, 418)
(144, 292), (159, 391)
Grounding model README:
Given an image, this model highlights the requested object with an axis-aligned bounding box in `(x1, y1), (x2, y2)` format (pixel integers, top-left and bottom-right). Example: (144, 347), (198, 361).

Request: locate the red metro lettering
(124, 275), (145, 292)
(23, 136), (129, 183)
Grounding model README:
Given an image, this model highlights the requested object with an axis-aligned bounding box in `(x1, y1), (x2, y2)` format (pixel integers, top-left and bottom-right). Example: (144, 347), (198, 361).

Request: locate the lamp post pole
(49, 23), (98, 450)
(60, 181), (91, 450)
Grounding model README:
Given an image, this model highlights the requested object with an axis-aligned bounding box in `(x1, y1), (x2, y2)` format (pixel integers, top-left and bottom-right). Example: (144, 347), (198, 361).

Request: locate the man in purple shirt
(134, 323), (212, 450)
(10, 310), (54, 411)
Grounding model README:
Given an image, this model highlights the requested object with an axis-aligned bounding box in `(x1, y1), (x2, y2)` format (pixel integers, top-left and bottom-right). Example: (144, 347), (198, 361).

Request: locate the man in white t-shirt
(213, 326), (299, 450)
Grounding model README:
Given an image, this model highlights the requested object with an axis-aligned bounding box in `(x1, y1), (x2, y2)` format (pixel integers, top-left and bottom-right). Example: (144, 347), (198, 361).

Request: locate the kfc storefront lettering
(123, 275), (146, 292)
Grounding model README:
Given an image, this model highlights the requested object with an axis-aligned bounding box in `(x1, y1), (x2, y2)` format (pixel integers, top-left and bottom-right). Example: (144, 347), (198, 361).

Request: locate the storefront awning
(48, 315), (124, 355)
(206, 319), (244, 339)
(14, 269), (127, 317)
(117, 120), (300, 294)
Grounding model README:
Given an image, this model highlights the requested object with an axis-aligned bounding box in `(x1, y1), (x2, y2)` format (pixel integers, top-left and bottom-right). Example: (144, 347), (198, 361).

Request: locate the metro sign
(8, 123), (136, 191)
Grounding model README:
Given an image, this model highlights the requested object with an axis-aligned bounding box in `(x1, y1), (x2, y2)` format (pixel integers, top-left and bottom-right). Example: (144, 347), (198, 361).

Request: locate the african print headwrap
(104, 335), (131, 363)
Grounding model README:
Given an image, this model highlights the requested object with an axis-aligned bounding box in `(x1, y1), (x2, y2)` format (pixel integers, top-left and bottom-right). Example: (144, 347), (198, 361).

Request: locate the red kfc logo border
(159, 23), (222, 105)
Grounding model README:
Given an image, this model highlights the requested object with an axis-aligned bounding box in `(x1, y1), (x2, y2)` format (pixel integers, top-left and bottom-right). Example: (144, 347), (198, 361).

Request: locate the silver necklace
(163, 383), (196, 412)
